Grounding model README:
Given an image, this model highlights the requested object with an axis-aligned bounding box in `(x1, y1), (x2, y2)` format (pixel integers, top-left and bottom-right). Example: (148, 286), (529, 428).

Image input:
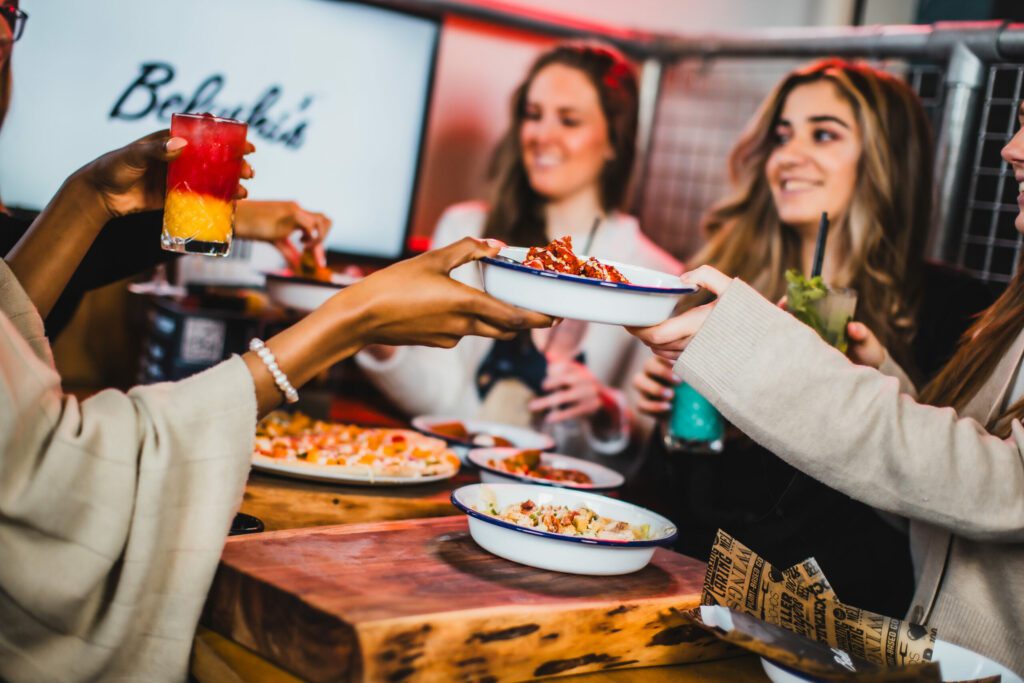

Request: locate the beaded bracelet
(249, 338), (299, 404)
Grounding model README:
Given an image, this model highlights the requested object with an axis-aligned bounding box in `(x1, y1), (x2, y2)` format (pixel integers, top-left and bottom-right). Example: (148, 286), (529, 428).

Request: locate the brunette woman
(358, 42), (680, 458)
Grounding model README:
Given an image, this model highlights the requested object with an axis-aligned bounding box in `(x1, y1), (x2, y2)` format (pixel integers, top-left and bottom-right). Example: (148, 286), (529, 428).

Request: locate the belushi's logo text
(110, 62), (312, 150)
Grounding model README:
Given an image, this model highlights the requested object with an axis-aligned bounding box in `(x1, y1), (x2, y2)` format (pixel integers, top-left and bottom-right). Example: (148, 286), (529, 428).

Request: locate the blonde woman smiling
(633, 60), (938, 616)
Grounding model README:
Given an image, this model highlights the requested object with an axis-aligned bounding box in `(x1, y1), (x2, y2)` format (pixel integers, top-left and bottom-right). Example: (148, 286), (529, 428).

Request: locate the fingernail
(483, 238), (505, 248)
(671, 373), (683, 384)
(661, 388), (674, 399)
(165, 137), (187, 152)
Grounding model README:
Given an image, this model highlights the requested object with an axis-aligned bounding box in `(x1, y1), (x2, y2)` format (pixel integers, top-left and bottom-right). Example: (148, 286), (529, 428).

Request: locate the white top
(356, 201), (682, 456)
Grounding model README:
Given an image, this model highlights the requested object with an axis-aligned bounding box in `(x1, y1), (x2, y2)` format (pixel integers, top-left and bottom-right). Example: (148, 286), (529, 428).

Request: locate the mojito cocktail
(785, 269), (858, 353)
(161, 113), (248, 256)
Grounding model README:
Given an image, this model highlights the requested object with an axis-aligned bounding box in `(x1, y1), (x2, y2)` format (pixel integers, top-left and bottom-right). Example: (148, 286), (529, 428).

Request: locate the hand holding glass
(161, 113), (249, 256)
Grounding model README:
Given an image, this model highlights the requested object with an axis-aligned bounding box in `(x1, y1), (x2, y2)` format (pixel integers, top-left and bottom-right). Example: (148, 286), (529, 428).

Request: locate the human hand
(333, 237), (554, 349)
(235, 200), (332, 273)
(846, 321), (886, 368)
(74, 130), (254, 220)
(632, 355), (680, 417)
(527, 360), (605, 424)
(628, 266), (734, 361)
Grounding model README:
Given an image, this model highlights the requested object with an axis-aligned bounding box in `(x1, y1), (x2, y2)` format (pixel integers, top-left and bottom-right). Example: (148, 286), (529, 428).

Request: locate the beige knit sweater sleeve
(0, 259), (257, 683)
(675, 279), (1024, 542)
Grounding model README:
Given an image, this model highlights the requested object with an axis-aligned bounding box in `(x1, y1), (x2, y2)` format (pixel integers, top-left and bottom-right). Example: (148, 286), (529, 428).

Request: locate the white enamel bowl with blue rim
(265, 270), (361, 313)
(478, 246), (698, 326)
(761, 640), (1022, 683)
(411, 415), (555, 464)
(467, 447), (624, 491)
(450, 483), (677, 575)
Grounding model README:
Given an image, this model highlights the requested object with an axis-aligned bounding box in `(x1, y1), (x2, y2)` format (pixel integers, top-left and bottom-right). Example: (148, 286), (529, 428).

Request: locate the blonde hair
(694, 59), (933, 368)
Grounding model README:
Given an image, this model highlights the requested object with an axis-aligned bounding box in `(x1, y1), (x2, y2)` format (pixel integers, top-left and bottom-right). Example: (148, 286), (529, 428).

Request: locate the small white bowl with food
(467, 447), (624, 491)
(478, 237), (697, 326)
(265, 270), (361, 313)
(411, 415), (555, 463)
(450, 483), (677, 575)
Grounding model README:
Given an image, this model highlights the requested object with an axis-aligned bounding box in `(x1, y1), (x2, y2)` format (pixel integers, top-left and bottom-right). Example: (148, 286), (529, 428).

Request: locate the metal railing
(361, 0), (1024, 282)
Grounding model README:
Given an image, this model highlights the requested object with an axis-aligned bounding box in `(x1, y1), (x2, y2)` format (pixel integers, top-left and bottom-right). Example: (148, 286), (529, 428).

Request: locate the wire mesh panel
(956, 64), (1023, 284)
(637, 57), (947, 264)
(636, 58), (799, 261)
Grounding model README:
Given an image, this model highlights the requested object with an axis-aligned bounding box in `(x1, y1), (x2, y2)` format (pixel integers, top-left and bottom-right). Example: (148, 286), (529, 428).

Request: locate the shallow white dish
(265, 270), (361, 313)
(478, 246), (697, 326)
(412, 415), (555, 464)
(251, 427), (460, 487)
(450, 483), (677, 575)
(761, 639), (1022, 683)
(468, 447), (624, 491)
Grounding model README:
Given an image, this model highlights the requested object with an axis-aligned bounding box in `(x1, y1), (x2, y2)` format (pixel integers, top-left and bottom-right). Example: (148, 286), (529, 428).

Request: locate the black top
(626, 259), (1001, 619)
(0, 210), (173, 338)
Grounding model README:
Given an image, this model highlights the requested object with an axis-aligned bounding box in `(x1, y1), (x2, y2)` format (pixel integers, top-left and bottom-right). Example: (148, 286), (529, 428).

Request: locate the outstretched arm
(630, 266), (1024, 541)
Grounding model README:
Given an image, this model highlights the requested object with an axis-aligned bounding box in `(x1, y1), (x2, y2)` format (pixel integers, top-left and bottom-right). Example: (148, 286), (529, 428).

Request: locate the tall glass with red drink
(161, 113), (248, 256)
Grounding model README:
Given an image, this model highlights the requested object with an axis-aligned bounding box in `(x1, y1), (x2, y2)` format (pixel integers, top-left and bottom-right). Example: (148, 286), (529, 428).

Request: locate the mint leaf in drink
(785, 268), (830, 341)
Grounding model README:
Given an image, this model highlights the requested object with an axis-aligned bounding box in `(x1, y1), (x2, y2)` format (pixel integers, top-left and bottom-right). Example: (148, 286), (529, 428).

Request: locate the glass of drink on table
(161, 113), (248, 257)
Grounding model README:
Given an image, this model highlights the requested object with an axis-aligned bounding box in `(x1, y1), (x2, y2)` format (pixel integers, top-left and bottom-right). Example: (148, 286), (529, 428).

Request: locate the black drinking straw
(811, 211), (829, 278)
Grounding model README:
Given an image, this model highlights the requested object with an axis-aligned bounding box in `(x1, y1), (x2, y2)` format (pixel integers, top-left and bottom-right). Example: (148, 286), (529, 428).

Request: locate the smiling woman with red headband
(628, 101), (1024, 677)
(357, 42), (680, 460)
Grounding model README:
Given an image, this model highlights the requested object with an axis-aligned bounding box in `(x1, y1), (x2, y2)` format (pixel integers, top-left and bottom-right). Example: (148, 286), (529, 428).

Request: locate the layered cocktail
(161, 113), (248, 256)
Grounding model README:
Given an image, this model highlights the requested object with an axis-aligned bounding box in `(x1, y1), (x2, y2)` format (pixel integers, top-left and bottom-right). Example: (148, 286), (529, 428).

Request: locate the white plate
(451, 483), (677, 575)
(411, 415), (555, 464)
(761, 639), (1022, 683)
(265, 270), (361, 313)
(251, 454), (458, 486)
(468, 447), (624, 491)
(250, 427), (460, 486)
(478, 247), (698, 326)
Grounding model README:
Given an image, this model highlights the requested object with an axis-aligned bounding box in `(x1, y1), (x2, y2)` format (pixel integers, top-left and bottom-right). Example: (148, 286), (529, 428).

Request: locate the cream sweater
(0, 259), (257, 682)
(356, 202), (682, 455)
(677, 278), (1024, 674)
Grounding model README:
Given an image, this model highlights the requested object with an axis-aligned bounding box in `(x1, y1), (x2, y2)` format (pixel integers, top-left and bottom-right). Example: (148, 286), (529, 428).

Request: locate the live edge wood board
(202, 516), (732, 682)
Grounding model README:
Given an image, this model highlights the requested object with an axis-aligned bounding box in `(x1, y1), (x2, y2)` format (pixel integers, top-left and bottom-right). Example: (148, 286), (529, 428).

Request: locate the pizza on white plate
(254, 411), (460, 479)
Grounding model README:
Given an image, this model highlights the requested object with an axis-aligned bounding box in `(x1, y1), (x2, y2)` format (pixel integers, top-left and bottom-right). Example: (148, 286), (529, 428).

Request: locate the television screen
(0, 0), (438, 260)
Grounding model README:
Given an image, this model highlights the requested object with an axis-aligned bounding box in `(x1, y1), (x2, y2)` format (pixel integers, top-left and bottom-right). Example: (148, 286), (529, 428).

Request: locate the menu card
(694, 605), (942, 682)
(701, 529), (937, 666)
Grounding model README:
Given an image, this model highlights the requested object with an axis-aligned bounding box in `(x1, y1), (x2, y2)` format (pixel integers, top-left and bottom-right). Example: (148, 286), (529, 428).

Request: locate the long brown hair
(482, 42), (638, 247)
(920, 267), (1024, 436)
(694, 59), (933, 369)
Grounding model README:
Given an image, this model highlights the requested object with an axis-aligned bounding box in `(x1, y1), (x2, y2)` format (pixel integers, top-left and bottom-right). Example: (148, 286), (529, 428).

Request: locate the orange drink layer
(161, 113), (248, 256)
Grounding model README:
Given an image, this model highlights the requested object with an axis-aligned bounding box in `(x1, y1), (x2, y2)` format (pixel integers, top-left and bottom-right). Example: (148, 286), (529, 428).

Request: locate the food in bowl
(522, 235), (631, 284)
(477, 498), (651, 541)
(427, 419), (514, 448)
(488, 449), (592, 484)
(452, 483), (677, 574)
(254, 411), (459, 478)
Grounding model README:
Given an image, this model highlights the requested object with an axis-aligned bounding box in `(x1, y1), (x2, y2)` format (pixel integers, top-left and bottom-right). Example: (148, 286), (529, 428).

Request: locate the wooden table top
(192, 626), (770, 682)
(238, 469), (470, 530)
(196, 459), (769, 682)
